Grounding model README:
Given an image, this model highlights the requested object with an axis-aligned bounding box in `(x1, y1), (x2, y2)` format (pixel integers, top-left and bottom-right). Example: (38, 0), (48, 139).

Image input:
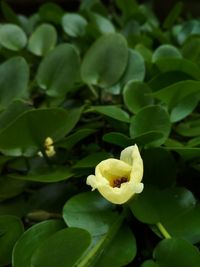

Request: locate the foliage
(0, 0), (200, 266)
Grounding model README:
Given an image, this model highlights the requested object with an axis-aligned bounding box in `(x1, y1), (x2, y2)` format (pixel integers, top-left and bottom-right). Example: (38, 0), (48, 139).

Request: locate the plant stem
(157, 222), (171, 239)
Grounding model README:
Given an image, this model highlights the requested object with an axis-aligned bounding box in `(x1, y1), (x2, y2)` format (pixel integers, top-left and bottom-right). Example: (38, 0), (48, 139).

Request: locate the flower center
(112, 177), (128, 188)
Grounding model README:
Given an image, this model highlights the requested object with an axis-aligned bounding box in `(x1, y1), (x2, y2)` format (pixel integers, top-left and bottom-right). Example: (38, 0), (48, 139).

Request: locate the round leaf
(0, 57), (29, 107)
(95, 225), (137, 267)
(36, 44), (80, 97)
(63, 191), (117, 236)
(28, 24), (57, 56)
(152, 44), (182, 62)
(62, 13), (87, 37)
(0, 24), (27, 51)
(154, 238), (200, 267)
(121, 49), (145, 85)
(81, 33), (128, 87)
(123, 81), (153, 114)
(31, 228), (91, 267)
(12, 220), (64, 267)
(0, 215), (24, 266)
(130, 186), (200, 243)
(0, 108), (82, 156)
(130, 105), (171, 146)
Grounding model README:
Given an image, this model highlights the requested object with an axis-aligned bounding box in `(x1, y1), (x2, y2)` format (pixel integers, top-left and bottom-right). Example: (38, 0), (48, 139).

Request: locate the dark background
(3, 0), (200, 20)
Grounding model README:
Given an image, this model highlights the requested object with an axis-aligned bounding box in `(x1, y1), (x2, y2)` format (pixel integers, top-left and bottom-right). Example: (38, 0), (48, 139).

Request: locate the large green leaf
(130, 186), (200, 243)
(95, 225), (136, 267)
(81, 33), (128, 87)
(153, 238), (200, 267)
(28, 24), (57, 56)
(12, 220), (65, 267)
(36, 44), (80, 96)
(0, 215), (24, 266)
(0, 108), (82, 156)
(0, 24), (27, 51)
(63, 191), (117, 236)
(130, 105), (171, 146)
(0, 57), (29, 107)
(31, 228), (91, 267)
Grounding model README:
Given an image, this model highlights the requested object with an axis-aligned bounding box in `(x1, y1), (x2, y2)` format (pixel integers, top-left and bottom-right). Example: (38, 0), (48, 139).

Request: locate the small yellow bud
(38, 137), (56, 157)
(86, 145), (143, 204)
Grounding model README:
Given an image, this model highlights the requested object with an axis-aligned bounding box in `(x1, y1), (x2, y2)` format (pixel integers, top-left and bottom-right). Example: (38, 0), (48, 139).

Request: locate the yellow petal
(98, 181), (144, 204)
(95, 158), (131, 183)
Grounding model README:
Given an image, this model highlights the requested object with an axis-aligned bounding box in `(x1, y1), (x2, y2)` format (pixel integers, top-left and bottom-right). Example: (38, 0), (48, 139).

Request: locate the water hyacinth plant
(0, 0), (200, 266)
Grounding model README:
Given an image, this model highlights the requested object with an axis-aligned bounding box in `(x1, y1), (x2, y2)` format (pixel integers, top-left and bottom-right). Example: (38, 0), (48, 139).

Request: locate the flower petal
(95, 158), (131, 182)
(98, 180), (143, 204)
(120, 145), (143, 183)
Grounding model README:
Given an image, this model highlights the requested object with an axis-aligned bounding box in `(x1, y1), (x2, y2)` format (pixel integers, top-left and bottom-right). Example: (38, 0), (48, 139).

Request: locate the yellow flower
(38, 137), (56, 157)
(86, 145), (144, 204)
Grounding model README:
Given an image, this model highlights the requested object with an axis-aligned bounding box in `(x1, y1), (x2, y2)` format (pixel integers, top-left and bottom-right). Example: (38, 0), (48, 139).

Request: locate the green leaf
(130, 105), (171, 146)
(12, 220), (65, 267)
(74, 152), (111, 168)
(103, 132), (132, 148)
(63, 191), (117, 236)
(0, 215), (24, 266)
(91, 105), (130, 122)
(141, 260), (159, 267)
(0, 108), (82, 156)
(0, 100), (31, 130)
(170, 93), (199, 122)
(28, 24), (57, 56)
(166, 147), (200, 160)
(10, 167), (73, 183)
(0, 176), (26, 200)
(120, 49), (145, 85)
(57, 129), (96, 149)
(155, 58), (200, 80)
(1, 1), (20, 25)
(154, 238), (200, 267)
(31, 228), (91, 267)
(175, 118), (200, 137)
(148, 71), (193, 92)
(123, 81), (153, 114)
(87, 12), (115, 34)
(182, 36), (200, 66)
(39, 3), (64, 24)
(130, 186), (200, 243)
(81, 33), (128, 87)
(95, 225), (136, 267)
(36, 44), (80, 97)
(152, 44), (182, 63)
(163, 2), (183, 29)
(62, 13), (87, 37)
(177, 20), (200, 45)
(153, 80), (200, 110)
(0, 57), (29, 107)
(0, 24), (27, 51)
